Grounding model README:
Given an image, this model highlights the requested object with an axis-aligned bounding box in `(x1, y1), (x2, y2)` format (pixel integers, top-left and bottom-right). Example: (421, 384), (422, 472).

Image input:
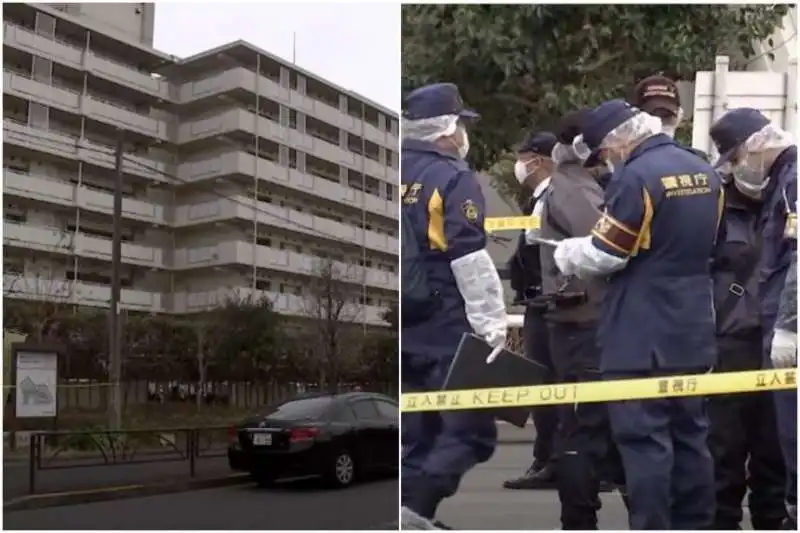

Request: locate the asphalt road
(4, 477), (398, 530)
(437, 443), (754, 530)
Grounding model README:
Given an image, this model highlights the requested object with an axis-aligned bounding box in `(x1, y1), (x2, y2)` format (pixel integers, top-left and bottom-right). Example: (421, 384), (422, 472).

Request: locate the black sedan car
(228, 391), (398, 487)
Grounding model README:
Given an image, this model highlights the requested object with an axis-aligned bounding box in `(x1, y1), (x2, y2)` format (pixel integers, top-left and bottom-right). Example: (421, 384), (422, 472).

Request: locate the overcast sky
(152, 2), (399, 112)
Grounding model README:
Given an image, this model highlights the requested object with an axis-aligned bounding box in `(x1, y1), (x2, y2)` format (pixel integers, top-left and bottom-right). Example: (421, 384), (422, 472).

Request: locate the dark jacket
(596, 135), (723, 372)
(775, 251), (797, 334)
(400, 139), (488, 365)
(712, 183), (764, 340)
(758, 145), (797, 352)
(508, 193), (544, 302)
(539, 160), (606, 324)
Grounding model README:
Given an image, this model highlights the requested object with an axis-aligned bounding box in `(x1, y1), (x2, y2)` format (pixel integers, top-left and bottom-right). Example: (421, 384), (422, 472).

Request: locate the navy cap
(710, 108), (771, 168)
(516, 131), (558, 158)
(582, 99), (641, 167)
(403, 83), (480, 121)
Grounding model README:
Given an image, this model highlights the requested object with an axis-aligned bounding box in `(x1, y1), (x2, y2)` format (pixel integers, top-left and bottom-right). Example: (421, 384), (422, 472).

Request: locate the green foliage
(205, 292), (282, 379)
(402, 4), (789, 175)
(2, 293), (387, 385)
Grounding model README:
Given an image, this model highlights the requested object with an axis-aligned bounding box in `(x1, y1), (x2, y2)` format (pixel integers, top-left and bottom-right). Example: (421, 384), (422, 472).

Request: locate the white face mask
(458, 129), (470, 159)
(605, 160), (615, 175)
(449, 127), (470, 159)
(513, 160), (529, 184)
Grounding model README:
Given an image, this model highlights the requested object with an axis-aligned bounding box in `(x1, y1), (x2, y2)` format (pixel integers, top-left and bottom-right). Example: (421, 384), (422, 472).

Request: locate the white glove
(553, 238), (582, 276)
(770, 328), (798, 368)
(484, 329), (507, 364)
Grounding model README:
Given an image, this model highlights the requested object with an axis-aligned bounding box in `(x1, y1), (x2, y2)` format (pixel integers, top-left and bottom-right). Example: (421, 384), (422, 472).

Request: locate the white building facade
(3, 3), (399, 326)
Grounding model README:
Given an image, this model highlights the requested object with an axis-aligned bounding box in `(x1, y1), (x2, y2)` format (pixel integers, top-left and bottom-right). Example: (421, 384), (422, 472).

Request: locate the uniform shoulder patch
(593, 215), (613, 237)
(460, 199), (480, 223)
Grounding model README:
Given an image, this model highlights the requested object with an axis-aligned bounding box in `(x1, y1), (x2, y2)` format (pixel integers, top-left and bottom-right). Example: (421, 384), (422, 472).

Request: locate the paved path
(4, 477), (398, 530)
(437, 443), (754, 530)
(3, 455), (229, 499)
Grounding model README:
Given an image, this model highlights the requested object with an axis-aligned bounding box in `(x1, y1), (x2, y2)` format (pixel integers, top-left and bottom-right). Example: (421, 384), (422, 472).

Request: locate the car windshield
(260, 396), (334, 420)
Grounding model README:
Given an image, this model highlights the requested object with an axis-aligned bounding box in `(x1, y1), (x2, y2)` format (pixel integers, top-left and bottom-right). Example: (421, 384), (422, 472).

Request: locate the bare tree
(3, 271), (75, 342)
(302, 258), (365, 392)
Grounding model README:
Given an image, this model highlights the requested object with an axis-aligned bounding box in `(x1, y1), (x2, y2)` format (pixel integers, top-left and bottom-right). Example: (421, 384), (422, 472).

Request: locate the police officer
(503, 131), (560, 490)
(704, 141), (786, 527)
(539, 108), (623, 529)
(553, 99), (723, 530)
(400, 83), (508, 530)
(772, 249), (798, 530)
(710, 108), (798, 529)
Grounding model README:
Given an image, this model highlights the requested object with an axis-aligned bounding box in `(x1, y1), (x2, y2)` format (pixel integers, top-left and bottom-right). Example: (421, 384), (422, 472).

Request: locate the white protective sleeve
(556, 236), (629, 279)
(450, 249), (508, 337)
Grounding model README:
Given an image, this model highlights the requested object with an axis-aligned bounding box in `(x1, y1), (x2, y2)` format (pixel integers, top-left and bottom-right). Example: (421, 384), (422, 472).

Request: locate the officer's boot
(503, 461), (557, 490)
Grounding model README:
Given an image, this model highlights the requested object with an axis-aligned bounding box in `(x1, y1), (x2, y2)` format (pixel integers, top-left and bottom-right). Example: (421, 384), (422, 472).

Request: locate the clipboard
(441, 333), (548, 428)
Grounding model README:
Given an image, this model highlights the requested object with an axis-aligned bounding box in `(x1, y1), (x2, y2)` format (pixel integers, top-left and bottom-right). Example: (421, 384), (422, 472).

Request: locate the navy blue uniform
(708, 182), (786, 529)
(591, 135), (723, 529)
(760, 146), (798, 520)
(401, 138), (497, 518)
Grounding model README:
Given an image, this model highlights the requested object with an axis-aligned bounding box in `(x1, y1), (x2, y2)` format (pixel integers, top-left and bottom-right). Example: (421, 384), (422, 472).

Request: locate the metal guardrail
(25, 426), (229, 495)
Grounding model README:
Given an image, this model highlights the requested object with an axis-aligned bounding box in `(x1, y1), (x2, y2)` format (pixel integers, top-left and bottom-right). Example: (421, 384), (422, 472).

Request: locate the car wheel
(326, 450), (356, 488)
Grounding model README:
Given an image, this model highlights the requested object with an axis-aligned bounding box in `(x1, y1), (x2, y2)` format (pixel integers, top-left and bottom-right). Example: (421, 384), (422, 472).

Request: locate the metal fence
(21, 426), (229, 496)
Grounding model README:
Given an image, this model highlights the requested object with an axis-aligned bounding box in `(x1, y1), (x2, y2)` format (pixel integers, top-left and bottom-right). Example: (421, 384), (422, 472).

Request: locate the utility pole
(108, 130), (124, 430)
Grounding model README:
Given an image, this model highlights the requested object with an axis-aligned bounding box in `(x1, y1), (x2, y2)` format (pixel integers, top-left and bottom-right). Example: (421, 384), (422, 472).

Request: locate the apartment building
(3, 3), (399, 327)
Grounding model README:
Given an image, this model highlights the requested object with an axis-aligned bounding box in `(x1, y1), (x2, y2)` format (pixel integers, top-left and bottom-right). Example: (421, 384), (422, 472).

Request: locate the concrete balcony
(174, 195), (398, 256)
(4, 70), (80, 111)
(173, 241), (397, 292)
(3, 274), (165, 312)
(172, 286), (390, 326)
(3, 119), (169, 182)
(3, 170), (167, 225)
(3, 70), (169, 141)
(3, 222), (165, 269)
(84, 96), (169, 141)
(178, 107), (398, 184)
(3, 22), (171, 100)
(177, 67), (398, 150)
(177, 150), (397, 221)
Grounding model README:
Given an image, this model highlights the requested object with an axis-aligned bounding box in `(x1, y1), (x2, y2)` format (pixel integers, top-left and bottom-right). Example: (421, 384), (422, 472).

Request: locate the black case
(441, 333), (548, 427)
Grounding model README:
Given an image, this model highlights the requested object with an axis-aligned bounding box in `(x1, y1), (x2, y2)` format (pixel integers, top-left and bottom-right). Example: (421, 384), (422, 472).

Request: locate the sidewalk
(3, 454), (231, 500)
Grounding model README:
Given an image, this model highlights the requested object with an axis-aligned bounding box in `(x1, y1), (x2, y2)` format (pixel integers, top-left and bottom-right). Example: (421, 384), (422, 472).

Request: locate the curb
(3, 473), (251, 512)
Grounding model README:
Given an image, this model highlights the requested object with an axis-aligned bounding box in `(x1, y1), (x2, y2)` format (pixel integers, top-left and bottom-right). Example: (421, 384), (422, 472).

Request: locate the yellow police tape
(485, 216), (539, 232)
(401, 368), (798, 412)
